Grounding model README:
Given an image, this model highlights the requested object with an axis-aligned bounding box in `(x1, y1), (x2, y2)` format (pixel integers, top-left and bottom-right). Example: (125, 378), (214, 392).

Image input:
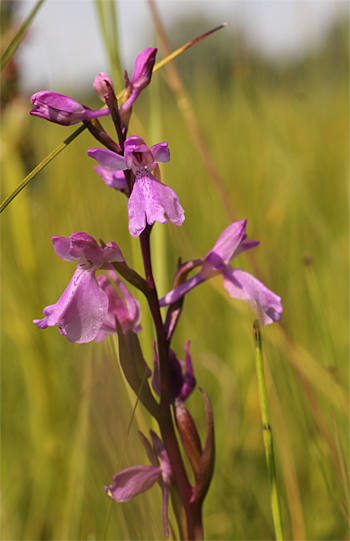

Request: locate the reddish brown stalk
(139, 226), (203, 539)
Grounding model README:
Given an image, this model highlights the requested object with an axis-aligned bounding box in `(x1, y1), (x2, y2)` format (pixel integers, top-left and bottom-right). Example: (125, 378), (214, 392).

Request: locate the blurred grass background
(1, 2), (349, 540)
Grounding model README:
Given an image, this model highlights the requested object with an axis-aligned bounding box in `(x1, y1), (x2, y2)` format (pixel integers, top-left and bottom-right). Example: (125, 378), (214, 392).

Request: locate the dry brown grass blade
(147, 0), (236, 223)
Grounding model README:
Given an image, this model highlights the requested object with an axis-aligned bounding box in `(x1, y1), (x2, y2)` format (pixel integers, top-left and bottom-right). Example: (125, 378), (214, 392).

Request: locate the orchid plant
(31, 46), (283, 540)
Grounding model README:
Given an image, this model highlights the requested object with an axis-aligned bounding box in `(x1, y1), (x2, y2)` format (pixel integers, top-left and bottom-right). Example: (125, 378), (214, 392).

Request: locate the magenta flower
(152, 340), (196, 402)
(105, 430), (173, 538)
(119, 48), (157, 115)
(95, 270), (142, 342)
(33, 233), (124, 343)
(88, 135), (185, 237)
(160, 220), (283, 326)
(30, 91), (110, 126)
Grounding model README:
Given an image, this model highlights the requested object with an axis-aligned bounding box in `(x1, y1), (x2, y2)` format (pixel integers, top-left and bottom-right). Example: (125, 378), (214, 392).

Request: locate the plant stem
(139, 226), (170, 408)
(139, 226), (203, 539)
(253, 320), (284, 541)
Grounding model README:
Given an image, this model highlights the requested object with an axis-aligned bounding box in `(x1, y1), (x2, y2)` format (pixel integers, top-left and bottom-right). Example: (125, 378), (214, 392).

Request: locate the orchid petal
(124, 135), (150, 154)
(128, 174), (185, 237)
(124, 136), (153, 170)
(51, 235), (78, 262)
(93, 166), (128, 191)
(95, 271), (141, 340)
(159, 273), (206, 307)
(33, 267), (109, 343)
(88, 148), (126, 171)
(231, 240), (260, 259)
(151, 142), (170, 164)
(101, 242), (125, 264)
(105, 465), (161, 502)
(205, 220), (247, 268)
(70, 233), (104, 267)
(222, 267), (283, 325)
(205, 220), (247, 270)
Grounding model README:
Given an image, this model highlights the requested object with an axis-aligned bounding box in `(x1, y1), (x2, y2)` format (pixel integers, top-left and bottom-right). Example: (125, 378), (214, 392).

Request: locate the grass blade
(253, 320), (284, 540)
(1, 0), (46, 72)
(0, 124), (86, 213)
(94, 0), (123, 89)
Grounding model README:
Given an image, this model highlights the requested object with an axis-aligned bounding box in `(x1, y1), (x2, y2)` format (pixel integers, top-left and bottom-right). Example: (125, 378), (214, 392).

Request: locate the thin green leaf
(253, 320), (284, 541)
(94, 0), (123, 89)
(1, 0), (46, 72)
(0, 124), (86, 214)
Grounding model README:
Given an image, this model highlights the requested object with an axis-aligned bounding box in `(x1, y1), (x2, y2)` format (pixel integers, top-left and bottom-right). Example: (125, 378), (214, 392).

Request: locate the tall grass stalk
(253, 320), (284, 541)
(94, 0), (123, 90)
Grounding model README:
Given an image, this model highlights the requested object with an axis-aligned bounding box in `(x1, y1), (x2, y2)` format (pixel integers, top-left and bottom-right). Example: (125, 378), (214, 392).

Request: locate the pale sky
(16, 0), (348, 93)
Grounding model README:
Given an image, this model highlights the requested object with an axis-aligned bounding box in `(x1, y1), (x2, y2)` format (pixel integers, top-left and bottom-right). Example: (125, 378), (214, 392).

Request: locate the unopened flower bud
(191, 389), (215, 504)
(93, 73), (115, 102)
(175, 398), (202, 476)
(131, 47), (157, 91)
(119, 48), (157, 116)
(30, 91), (110, 126)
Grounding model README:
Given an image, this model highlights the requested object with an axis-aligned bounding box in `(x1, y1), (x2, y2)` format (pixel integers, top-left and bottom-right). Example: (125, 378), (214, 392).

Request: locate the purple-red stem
(139, 226), (203, 539)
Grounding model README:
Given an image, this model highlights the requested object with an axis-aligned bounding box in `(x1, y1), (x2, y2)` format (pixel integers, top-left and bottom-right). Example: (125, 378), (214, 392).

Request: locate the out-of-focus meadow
(1, 3), (349, 540)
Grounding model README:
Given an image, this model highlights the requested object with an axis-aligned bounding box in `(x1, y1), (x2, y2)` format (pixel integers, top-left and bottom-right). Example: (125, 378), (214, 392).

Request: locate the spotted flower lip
(88, 135), (185, 237)
(159, 220), (283, 326)
(33, 233), (125, 343)
(30, 91), (111, 126)
(105, 430), (173, 538)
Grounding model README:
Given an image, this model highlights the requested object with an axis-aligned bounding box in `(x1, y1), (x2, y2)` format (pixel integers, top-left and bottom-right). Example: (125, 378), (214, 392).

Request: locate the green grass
(1, 24), (349, 540)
